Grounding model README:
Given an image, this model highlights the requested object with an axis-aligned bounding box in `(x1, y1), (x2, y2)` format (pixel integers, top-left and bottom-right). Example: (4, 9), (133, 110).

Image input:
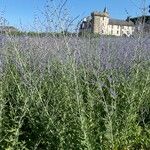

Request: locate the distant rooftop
(130, 15), (150, 24)
(109, 19), (134, 26)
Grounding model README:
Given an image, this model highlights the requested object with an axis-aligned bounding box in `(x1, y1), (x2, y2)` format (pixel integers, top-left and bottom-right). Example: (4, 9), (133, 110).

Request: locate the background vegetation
(0, 33), (150, 150)
(0, 0), (150, 149)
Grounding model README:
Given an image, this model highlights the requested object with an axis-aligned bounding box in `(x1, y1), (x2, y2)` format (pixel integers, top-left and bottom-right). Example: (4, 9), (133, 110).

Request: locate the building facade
(79, 8), (150, 36)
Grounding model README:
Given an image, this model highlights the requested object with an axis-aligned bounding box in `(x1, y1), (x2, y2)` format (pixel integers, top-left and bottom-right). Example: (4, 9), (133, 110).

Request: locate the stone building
(79, 8), (140, 36)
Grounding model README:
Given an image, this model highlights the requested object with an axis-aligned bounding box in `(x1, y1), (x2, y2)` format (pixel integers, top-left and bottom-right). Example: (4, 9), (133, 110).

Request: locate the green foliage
(1, 31), (76, 37)
(0, 57), (150, 150)
(78, 32), (100, 38)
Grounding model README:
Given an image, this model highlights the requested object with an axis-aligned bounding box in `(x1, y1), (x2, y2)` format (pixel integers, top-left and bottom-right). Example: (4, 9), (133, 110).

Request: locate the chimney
(126, 16), (131, 22)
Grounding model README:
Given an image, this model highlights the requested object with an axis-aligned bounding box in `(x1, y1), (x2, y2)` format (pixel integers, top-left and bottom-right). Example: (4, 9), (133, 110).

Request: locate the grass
(0, 34), (150, 150)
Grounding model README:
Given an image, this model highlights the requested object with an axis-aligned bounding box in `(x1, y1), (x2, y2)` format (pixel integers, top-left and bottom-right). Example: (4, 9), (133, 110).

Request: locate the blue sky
(0, 0), (149, 31)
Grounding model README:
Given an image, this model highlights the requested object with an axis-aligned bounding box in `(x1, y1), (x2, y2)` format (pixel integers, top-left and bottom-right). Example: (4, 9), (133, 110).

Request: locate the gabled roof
(109, 19), (134, 26)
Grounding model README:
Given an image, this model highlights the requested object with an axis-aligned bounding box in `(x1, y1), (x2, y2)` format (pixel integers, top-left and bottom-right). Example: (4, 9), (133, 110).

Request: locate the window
(111, 30), (113, 34)
(82, 23), (85, 29)
(117, 31), (119, 34)
(88, 23), (92, 29)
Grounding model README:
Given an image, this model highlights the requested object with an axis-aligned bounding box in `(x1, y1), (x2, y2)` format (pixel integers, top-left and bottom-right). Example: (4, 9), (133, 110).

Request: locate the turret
(91, 8), (109, 34)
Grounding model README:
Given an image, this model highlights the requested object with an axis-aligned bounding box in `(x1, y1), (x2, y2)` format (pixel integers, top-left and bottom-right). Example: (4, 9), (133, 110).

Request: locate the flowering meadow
(0, 34), (150, 149)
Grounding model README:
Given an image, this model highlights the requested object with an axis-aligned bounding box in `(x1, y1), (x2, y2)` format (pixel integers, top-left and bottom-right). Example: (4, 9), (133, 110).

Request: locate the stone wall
(92, 12), (109, 34)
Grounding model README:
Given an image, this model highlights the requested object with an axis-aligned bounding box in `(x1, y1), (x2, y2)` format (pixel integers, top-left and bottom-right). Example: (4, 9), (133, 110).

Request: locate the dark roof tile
(109, 19), (134, 26)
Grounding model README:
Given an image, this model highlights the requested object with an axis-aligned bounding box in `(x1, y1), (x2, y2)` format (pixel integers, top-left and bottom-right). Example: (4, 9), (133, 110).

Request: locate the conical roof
(103, 7), (108, 13)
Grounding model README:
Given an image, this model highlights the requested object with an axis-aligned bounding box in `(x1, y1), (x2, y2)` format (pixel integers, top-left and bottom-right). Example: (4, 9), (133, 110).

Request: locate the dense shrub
(0, 35), (150, 149)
